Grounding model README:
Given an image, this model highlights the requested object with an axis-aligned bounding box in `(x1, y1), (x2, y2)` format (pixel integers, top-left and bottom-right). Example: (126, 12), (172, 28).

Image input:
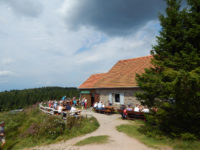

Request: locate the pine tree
(136, 0), (200, 138)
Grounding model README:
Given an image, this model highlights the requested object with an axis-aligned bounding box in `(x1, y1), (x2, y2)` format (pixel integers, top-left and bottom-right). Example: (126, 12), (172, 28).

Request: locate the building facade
(79, 55), (153, 107)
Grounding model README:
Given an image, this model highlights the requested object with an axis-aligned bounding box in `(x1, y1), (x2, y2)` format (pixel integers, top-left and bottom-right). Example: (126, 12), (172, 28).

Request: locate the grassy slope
(116, 121), (200, 150)
(0, 106), (99, 150)
(75, 135), (109, 146)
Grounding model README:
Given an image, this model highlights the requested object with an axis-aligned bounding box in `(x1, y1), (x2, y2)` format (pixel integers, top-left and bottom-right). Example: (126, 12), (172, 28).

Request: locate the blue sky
(0, 0), (164, 91)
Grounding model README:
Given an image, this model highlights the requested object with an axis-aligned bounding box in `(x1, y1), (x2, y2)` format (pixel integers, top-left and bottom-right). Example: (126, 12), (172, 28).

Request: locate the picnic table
(94, 106), (115, 115)
(62, 109), (82, 118)
(118, 109), (146, 120)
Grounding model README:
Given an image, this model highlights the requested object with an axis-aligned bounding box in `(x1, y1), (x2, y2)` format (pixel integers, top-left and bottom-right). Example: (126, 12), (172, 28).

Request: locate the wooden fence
(39, 103), (82, 119)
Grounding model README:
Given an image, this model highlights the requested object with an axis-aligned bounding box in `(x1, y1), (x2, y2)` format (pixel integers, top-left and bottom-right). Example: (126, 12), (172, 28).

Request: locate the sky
(0, 0), (166, 91)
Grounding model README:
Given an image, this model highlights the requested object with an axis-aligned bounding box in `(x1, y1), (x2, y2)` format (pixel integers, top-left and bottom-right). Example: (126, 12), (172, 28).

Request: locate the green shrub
(1, 107), (99, 150)
(181, 133), (197, 141)
(38, 116), (65, 139)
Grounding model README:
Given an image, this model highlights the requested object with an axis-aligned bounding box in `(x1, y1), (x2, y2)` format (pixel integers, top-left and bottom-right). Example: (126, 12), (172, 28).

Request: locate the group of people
(93, 101), (106, 110)
(121, 104), (150, 113)
(46, 97), (79, 114)
(120, 104), (150, 119)
(45, 96), (89, 115)
(48, 97), (78, 108)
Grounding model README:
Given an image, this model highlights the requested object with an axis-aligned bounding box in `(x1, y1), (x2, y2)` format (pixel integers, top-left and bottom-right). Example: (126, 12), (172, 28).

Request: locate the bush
(181, 133), (197, 141)
(1, 107), (99, 150)
(38, 116), (65, 139)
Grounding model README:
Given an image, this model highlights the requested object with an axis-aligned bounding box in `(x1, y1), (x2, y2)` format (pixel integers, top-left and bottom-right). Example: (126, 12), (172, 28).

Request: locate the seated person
(142, 106), (150, 113)
(122, 109), (128, 119)
(93, 102), (98, 108)
(70, 106), (77, 113)
(126, 105), (133, 111)
(48, 100), (52, 108)
(134, 104), (140, 112)
(120, 104), (126, 110)
(53, 101), (57, 109)
(139, 105), (144, 112)
(58, 105), (63, 114)
(97, 101), (102, 110)
(102, 103), (105, 110)
(151, 107), (158, 112)
(65, 103), (71, 111)
(70, 106), (81, 117)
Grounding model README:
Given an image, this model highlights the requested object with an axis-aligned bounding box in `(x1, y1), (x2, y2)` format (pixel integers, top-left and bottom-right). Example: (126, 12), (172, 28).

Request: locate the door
(94, 94), (100, 103)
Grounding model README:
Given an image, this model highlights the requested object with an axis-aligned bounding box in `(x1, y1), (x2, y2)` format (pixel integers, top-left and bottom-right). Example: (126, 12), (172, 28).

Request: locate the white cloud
(0, 0), (160, 91)
(75, 20), (158, 65)
(0, 70), (13, 77)
(1, 58), (14, 66)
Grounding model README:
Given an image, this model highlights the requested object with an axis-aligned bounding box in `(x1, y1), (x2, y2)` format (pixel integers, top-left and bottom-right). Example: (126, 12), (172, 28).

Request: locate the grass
(116, 120), (200, 150)
(0, 105), (99, 150)
(75, 135), (109, 146)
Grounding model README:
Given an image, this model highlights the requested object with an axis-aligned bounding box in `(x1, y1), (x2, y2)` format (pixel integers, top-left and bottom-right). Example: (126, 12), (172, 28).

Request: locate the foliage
(136, 0), (200, 138)
(117, 121), (200, 150)
(0, 87), (79, 111)
(0, 106), (99, 150)
(75, 135), (109, 146)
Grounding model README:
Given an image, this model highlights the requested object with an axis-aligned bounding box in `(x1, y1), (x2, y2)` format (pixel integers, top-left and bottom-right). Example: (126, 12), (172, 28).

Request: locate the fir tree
(136, 0), (200, 138)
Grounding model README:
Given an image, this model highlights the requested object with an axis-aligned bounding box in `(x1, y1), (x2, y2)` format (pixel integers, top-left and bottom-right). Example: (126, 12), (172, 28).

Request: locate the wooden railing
(39, 103), (58, 115)
(39, 103), (82, 119)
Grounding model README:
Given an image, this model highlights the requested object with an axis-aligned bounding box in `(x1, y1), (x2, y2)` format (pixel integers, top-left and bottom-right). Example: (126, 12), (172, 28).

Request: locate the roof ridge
(119, 55), (153, 62)
(91, 73), (106, 76)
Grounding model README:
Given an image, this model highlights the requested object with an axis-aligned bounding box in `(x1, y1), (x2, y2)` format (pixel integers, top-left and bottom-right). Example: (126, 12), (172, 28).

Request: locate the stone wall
(96, 88), (141, 107)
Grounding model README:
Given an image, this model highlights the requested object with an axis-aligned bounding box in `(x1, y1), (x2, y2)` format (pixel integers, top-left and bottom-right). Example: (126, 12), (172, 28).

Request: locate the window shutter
(109, 93), (112, 104)
(120, 93), (124, 104)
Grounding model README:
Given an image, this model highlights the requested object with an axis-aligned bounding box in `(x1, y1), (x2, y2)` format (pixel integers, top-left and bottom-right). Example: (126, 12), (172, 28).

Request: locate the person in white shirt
(134, 104), (139, 112)
(70, 106), (80, 117)
(70, 106), (77, 113)
(126, 105), (133, 111)
(142, 106), (150, 113)
(97, 101), (102, 110)
(102, 102), (106, 110)
(93, 102), (98, 108)
(54, 101), (57, 109)
(58, 105), (63, 113)
(102, 103), (105, 108)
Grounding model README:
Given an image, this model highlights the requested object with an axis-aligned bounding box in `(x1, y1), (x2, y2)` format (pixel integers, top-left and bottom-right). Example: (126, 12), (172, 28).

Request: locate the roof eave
(78, 86), (140, 90)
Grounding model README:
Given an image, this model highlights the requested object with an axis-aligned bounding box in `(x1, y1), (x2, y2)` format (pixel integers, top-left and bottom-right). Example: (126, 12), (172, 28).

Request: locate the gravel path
(31, 110), (155, 150)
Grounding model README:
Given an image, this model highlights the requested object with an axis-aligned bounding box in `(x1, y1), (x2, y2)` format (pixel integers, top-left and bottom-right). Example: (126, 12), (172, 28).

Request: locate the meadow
(0, 105), (99, 150)
(117, 120), (200, 150)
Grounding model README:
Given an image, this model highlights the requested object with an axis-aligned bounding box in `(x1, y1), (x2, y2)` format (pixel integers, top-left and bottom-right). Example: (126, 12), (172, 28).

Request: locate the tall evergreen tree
(136, 0), (200, 137)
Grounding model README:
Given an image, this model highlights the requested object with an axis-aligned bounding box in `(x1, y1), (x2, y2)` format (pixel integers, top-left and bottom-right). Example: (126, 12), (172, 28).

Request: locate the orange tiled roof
(79, 55), (153, 89)
(79, 73), (106, 89)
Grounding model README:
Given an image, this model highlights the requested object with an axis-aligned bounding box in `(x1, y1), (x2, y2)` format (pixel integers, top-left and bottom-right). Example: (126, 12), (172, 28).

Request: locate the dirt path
(32, 110), (155, 150)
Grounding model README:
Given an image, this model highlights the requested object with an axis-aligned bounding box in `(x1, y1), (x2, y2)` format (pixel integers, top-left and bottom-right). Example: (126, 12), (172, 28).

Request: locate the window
(115, 94), (120, 103)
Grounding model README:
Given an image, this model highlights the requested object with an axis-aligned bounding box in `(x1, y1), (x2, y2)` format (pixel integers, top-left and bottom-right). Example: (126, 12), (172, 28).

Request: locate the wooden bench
(127, 111), (145, 120)
(118, 109), (146, 120)
(117, 109), (123, 114)
(94, 107), (115, 115)
(62, 110), (82, 119)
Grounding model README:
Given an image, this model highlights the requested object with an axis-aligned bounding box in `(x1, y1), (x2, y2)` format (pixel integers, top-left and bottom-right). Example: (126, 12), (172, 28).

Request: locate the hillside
(0, 106), (99, 150)
(0, 87), (79, 111)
